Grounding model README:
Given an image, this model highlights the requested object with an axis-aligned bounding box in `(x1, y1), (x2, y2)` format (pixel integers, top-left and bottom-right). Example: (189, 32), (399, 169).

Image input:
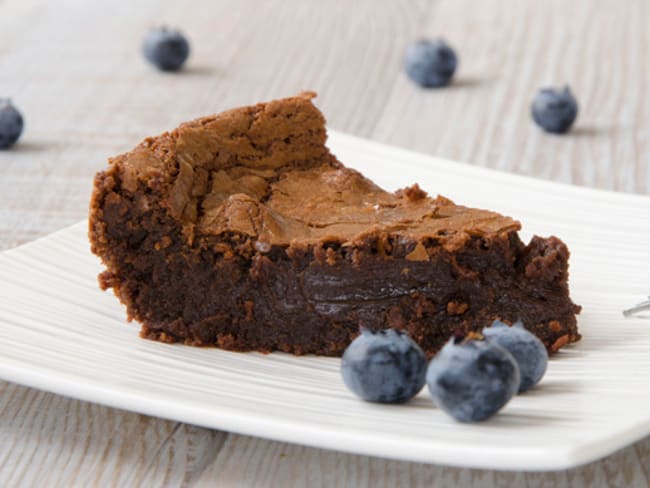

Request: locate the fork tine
(623, 299), (650, 317)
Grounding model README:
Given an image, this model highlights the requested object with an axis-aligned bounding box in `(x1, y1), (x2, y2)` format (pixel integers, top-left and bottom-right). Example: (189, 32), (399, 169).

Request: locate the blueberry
(0, 99), (24, 150)
(531, 86), (578, 134)
(142, 27), (190, 72)
(426, 333), (520, 422)
(341, 328), (427, 403)
(404, 38), (458, 88)
(483, 320), (548, 393)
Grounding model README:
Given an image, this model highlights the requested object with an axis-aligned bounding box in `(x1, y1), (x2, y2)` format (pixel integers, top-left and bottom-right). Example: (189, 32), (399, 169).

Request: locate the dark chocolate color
(89, 93), (581, 356)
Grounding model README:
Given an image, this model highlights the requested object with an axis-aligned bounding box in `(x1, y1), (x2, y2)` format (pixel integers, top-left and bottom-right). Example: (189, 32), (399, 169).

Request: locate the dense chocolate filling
(89, 93), (580, 356)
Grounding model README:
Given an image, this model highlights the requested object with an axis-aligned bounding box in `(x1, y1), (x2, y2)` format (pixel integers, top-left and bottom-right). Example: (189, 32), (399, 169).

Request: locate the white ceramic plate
(1, 132), (650, 471)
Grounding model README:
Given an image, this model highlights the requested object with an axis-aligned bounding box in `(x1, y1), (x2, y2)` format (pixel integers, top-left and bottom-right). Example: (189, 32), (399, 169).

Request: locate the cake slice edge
(89, 93), (581, 356)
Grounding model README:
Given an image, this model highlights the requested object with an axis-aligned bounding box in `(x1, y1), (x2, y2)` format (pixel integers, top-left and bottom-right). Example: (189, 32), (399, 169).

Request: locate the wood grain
(0, 0), (648, 486)
(193, 435), (650, 488)
(0, 382), (227, 487)
(373, 0), (650, 195)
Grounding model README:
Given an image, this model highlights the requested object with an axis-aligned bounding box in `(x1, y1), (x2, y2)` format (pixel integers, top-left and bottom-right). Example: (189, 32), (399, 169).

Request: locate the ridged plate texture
(1, 132), (649, 470)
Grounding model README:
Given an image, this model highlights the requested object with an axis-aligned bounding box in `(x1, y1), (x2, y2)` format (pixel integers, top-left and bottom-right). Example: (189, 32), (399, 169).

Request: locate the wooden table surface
(1, 0), (649, 486)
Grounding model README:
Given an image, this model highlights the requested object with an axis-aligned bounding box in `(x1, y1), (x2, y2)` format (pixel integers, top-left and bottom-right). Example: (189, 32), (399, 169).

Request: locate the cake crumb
(244, 300), (255, 321)
(446, 301), (469, 315)
(154, 236), (172, 250)
(406, 242), (429, 261)
(550, 334), (569, 352)
(397, 183), (428, 202)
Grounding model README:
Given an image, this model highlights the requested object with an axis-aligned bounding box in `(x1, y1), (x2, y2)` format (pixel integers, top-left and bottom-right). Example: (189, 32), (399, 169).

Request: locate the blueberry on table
(341, 328), (427, 403)
(0, 99), (24, 150)
(142, 27), (190, 72)
(404, 38), (458, 88)
(531, 86), (578, 134)
(426, 333), (520, 422)
(483, 320), (548, 393)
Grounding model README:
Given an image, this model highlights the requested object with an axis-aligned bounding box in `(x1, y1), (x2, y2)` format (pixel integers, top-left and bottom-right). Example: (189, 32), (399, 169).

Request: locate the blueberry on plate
(341, 328), (427, 403)
(483, 320), (548, 393)
(142, 27), (190, 72)
(0, 99), (24, 150)
(404, 38), (458, 88)
(426, 333), (520, 422)
(531, 86), (578, 134)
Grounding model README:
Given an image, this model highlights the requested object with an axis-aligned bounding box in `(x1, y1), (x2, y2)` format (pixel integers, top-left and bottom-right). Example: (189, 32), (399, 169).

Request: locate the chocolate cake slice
(89, 92), (580, 356)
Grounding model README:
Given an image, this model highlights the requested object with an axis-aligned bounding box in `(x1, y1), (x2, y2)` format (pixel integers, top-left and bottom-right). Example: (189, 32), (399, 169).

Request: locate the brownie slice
(89, 92), (580, 356)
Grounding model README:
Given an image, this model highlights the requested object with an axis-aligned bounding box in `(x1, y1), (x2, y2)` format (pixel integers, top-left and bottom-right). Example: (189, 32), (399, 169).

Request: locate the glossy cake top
(103, 92), (520, 247)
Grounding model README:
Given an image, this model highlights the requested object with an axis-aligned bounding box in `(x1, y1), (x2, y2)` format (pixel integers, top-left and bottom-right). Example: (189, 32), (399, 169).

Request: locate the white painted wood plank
(0, 0), (427, 249)
(0, 0), (648, 486)
(193, 435), (650, 488)
(0, 382), (227, 487)
(373, 0), (650, 195)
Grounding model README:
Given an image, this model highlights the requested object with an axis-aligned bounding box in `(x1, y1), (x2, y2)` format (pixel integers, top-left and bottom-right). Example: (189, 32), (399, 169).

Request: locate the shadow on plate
(519, 379), (583, 397)
(447, 76), (490, 90)
(569, 125), (610, 138)
(1, 140), (50, 153)
(182, 65), (220, 77)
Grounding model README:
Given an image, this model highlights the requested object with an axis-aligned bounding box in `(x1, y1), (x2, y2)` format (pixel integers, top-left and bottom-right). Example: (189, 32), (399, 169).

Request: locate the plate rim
(2, 342), (644, 472)
(2, 131), (650, 471)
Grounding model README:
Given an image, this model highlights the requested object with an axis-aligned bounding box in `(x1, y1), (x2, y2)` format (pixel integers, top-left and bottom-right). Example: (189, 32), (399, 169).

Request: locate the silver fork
(623, 296), (650, 317)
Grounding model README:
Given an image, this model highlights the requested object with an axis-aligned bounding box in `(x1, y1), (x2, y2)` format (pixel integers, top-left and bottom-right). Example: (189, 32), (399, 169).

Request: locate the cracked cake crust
(89, 92), (581, 356)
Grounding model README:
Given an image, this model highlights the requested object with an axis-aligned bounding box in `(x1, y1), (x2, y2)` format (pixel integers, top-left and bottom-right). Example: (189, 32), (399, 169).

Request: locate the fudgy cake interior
(89, 92), (580, 356)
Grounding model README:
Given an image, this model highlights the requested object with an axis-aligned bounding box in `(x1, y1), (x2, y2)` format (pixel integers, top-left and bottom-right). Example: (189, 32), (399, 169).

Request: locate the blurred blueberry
(341, 328), (427, 403)
(143, 27), (190, 72)
(427, 333), (520, 422)
(483, 320), (548, 393)
(0, 99), (24, 150)
(531, 86), (578, 134)
(404, 38), (458, 88)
